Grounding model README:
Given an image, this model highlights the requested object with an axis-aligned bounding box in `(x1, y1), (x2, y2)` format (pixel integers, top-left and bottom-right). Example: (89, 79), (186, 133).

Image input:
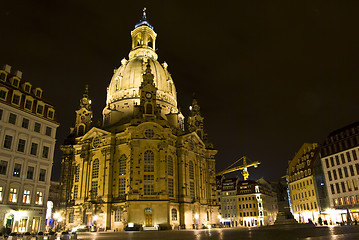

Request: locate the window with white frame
(9, 188), (17, 203)
(23, 190), (31, 204)
(35, 191), (43, 205)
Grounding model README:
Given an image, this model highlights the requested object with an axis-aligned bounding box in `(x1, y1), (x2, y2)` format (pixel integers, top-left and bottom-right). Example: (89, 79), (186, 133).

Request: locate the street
(75, 225), (359, 240)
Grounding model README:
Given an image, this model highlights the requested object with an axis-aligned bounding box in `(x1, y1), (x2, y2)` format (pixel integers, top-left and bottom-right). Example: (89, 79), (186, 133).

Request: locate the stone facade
(0, 65), (59, 233)
(59, 11), (219, 231)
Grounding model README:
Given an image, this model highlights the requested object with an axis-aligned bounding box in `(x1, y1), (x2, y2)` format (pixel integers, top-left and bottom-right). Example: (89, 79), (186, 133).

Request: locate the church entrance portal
(145, 208), (153, 227)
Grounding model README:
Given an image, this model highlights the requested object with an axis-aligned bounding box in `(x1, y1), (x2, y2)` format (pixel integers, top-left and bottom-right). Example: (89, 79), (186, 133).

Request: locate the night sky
(1, 1), (359, 182)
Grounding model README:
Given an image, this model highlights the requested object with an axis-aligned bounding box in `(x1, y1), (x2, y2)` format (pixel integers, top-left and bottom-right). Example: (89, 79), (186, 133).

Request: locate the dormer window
(0, 72), (6, 81)
(24, 83), (31, 93)
(35, 88), (42, 98)
(36, 104), (44, 115)
(12, 94), (21, 106)
(24, 99), (33, 110)
(12, 78), (20, 88)
(48, 109), (54, 119)
(0, 88), (8, 100)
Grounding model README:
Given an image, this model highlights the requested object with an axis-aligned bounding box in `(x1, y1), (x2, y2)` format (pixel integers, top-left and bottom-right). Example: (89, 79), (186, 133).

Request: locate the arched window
(119, 154), (127, 175)
(145, 103), (153, 114)
(189, 161), (194, 180)
(171, 208), (177, 221)
(78, 125), (85, 136)
(144, 150), (154, 172)
(168, 156), (173, 176)
(148, 41), (153, 48)
(92, 159), (99, 178)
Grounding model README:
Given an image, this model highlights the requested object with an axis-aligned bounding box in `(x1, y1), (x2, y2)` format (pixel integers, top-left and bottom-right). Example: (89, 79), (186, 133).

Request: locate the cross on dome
(135, 7), (154, 29)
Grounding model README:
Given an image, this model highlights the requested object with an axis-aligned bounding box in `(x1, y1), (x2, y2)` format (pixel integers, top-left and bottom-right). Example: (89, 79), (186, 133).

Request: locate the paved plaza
(75, 225), (359, 240)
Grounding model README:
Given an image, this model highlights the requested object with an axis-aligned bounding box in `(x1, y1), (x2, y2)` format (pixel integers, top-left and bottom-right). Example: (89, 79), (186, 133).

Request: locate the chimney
(2, 64), (11, 73)
(15, 70), (22, 79)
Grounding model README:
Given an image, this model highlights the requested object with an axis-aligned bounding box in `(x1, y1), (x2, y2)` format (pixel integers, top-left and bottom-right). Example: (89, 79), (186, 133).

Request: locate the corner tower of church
(59, 9), (219, 231)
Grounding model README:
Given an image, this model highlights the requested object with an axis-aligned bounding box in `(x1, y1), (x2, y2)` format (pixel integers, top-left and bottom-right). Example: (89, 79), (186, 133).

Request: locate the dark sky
(1, 1), (359, 181)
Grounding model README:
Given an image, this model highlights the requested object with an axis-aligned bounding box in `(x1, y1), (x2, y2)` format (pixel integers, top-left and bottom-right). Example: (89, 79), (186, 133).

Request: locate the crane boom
(216, 156), (261, 180)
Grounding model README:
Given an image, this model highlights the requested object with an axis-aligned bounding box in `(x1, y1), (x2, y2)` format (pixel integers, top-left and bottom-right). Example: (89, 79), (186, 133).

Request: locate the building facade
(321, 122), (359, 223)
(59, 11), (219, 231)
(216, 176), (277, 227)
(217, 177), (238, 227)
(288, 143), (329, 223)
(0, 65), (59, 233)
(237, 179), (277, 227)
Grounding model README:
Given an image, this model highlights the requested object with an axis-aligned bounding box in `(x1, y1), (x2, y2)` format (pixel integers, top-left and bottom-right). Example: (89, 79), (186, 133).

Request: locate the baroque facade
(0, 65), (59, 233)
(59, 11), (219, 231)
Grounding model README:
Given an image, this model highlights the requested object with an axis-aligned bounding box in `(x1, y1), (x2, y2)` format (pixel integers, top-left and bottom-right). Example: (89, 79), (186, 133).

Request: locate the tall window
(74, 165), (80, 182)
(68, 212), (74, 223)
(171, 208), (177, 221)
(30, 143), (38, 156)
(73, 185), (78, 199)
(34, 122), (41, 133)
(189, 161), (194, 179)
(92, 159), (99, 178)
(144, 150), (154, 172)
(91, 181), (98, 197)
(13, 163), (21, 177)
(0, 161), (7, 175)
(17, 139), (26, 152)
(190, 182), (195, 199)
(22, 118), (29, 129)
(45, 127), (52, 137)
(39, 169), (46, 181)
(168, 178), (174, 197)
(168, 156), (173, 176)
(114, 209), (122, 222)
(23, 190), (31, 204)
(9, 188), (17, 203)
(42, 146), (49, 158)
(3, 135), (13, 149)
(119, 154), (127, 175)
(119, 178), (126, 198)
(0, 186), (2, 201)
(27, 166), (34, 179)
(144, 175), (154, 195)
(8, 113), (17, 124)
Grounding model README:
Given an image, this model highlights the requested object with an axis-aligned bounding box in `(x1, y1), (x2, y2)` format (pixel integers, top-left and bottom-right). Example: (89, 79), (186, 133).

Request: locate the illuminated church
(59, 10), (219, 231)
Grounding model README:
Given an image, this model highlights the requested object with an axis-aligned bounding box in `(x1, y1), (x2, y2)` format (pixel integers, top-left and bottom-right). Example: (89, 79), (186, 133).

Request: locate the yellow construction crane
(216, 156), (261, 180)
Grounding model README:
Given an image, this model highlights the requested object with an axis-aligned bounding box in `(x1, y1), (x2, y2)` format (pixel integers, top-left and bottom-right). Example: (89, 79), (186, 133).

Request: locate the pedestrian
(5, 225), (11, 237)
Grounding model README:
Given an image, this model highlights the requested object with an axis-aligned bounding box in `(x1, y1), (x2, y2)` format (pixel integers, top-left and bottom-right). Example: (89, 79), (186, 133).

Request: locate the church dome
(103, 10), (178, 125)
(106, 57), (177, 108)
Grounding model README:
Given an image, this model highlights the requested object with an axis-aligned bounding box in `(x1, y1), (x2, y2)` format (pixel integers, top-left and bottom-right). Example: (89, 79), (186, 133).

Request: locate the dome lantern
(129, 8), (157, 60)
